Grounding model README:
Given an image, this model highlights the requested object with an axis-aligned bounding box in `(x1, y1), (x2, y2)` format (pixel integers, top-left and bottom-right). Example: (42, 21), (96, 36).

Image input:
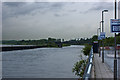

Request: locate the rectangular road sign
(110, 19), (120, 33)
(98, 36), (101, 40)
(100, 32), (105, 39)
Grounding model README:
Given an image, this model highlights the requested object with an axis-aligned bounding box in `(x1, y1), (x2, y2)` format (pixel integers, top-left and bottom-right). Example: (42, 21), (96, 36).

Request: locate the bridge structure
(0, 45), (48, 51)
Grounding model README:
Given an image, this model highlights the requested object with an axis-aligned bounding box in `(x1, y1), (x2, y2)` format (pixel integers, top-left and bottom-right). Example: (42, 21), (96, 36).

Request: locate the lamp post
(99, 21), (102, 57)
(114, 0), (117, 79)
(100, 21), (102, 32)
(101, 9), (108, 63)
(97, 28), (100, 36)
(97, 27), (101, 57)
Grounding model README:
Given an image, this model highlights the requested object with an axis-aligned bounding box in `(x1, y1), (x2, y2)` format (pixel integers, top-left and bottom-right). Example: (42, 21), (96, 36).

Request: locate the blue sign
(98, 36), (102, 40)
(111, 19), (120, 33)
(100, 32), (105, 39)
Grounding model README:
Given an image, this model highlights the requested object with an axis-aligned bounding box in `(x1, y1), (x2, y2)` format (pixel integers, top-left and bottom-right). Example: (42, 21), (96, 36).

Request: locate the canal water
(2, 45), (86, 78)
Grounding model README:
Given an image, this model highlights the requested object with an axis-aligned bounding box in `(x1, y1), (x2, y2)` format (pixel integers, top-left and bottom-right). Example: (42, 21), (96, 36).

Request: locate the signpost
(111, 19), (120, 33)
(110, 19), (120, 79)
(98, 32), (105, 57)
(98, 36), (101, 40)
(98, 32), (105, 40)
(100, 32), (105, 39)
(98, 33), (105, 40)
(118, 1), (120, 79)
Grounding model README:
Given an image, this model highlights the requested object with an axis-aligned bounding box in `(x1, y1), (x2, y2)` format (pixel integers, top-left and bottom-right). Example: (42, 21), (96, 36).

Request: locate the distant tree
(82, 44), (91, 56)
(116, 36), (120, 44)
(92, 35), (98, 42)
(62, 39), (64, 42)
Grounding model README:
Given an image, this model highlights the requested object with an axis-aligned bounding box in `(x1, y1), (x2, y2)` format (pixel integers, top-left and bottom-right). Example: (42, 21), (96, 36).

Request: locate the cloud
(3, 2), (25, 7)
(2, 2), (66, 19)
(54, 13), (61, 17)
(2, 2), (113, 40)
(78, 2), (113, 14)
(68, 9), (77, 12)
(3, 2), (79, 20)
(88, 2), (113, 11)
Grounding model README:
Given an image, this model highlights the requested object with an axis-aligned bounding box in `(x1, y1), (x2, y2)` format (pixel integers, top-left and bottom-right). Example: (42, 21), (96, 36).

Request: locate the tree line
(2, 35), (120, 47)
(2, 37), (93, 47)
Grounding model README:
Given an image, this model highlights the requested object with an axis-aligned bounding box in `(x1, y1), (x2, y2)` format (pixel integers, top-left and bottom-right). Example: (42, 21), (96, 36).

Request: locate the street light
(98, 21), (102, 57)
(104, 10), (108, 12)
(98, 25), (101, 57)
(97, 27), (101, 57)
(102, 10), (108, 32)
(100, 21), (102, 33)
(101, 9), (108, 63)
(97, 28), (100, 36)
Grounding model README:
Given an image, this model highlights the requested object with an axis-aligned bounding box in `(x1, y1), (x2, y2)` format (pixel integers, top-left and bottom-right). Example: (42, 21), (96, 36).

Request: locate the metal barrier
(83, 47), (93, 80)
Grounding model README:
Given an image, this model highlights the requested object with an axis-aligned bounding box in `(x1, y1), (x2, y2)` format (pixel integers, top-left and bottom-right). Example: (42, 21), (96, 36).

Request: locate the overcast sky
(2, 1), (118, 40)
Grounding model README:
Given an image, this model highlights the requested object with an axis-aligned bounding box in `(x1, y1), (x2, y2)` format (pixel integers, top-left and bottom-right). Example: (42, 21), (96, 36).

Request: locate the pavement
(91, 53), (114, 79)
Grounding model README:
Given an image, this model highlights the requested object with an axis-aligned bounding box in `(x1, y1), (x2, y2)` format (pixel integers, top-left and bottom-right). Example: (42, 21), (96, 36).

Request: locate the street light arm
(101, 9), (108, 32)
(102, 11), (104, 32)
(104, 10), (108, 12)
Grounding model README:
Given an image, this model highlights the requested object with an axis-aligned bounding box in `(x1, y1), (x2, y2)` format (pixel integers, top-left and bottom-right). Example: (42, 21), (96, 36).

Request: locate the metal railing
(83, 47), (93, 80)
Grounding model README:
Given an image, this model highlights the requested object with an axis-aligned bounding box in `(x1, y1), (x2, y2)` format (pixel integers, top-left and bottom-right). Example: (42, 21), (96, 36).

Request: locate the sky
(1, 0), (119, 40)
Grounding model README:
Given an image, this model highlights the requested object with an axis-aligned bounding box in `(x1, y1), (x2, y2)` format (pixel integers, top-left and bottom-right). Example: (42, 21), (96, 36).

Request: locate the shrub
(72, 55), (88, 78)
(82, 44), (91, 56)
(72, 59), (88, 78)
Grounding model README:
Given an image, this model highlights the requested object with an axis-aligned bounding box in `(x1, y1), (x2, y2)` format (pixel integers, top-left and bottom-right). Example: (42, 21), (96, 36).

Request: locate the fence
(83, 47), (93, 80)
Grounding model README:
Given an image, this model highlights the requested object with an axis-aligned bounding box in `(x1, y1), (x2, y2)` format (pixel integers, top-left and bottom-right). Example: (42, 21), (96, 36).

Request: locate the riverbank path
(91, 53), (113, 79)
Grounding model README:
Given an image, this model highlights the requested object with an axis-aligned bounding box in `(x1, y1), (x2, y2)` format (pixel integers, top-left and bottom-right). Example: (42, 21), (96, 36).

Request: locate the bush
(72, 58), (88, 78)
(72, 44), (91, 78)
(82, 44), (91, 56)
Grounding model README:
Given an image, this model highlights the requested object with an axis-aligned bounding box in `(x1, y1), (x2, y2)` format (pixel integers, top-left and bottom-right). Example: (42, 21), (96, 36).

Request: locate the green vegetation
(62, 43), (70, 47)
(103, 36), (120, 46)
(89, 34), (120, 47)
(64, 38), (92, 45)
(0, 41), (1, 45)
(2, 37), (93, 47)
(82, 44), (92, 56)
(2, 38), (66, 48)
(93, 35), (120, 47)
(72, 44), (91, 78)
(72, 55), (88, 78)
(72, 45), (91, 78)
(3, 34), (120, 47)
(72, 41), (92, 78)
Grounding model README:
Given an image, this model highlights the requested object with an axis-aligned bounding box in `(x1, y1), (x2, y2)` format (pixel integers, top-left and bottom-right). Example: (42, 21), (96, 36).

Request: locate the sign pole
(110, 1), (120, 79)
(114, 0), (117, 79)
(101, 10), (108, 62)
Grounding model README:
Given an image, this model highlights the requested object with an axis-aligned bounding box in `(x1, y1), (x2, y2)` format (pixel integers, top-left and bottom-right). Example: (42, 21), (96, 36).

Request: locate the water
(2, 45), (85, 78)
